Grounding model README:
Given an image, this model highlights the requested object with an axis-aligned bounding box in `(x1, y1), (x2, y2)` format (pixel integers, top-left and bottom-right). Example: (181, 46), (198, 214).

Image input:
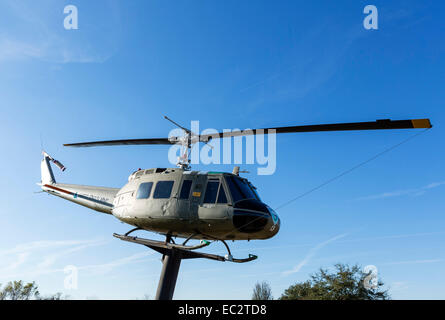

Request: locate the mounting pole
(155, 249), (182, 300)
(113, 233), (257, 300)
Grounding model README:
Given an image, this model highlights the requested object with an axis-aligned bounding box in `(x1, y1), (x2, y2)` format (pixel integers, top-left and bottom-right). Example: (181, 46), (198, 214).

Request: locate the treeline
(1, 263), (389, 300)
(252, 263), (390, 300)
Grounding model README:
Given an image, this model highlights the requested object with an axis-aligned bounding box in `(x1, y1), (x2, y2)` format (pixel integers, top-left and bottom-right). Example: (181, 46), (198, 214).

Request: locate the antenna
(232, 166), (249, 176)
(164, 116), (191, 134)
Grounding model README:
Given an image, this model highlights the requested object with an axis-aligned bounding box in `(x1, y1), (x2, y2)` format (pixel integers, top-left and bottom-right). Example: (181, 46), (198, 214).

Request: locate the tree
(0, 281), (40, 300)
(39, 292), (70, 300)
(280, 263), (389, 300)
(0, 281), (68, 300)
(252, 281), (273, 300)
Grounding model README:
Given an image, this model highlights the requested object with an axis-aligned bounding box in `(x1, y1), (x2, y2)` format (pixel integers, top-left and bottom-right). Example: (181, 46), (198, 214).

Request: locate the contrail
(282, 233), (348, 276)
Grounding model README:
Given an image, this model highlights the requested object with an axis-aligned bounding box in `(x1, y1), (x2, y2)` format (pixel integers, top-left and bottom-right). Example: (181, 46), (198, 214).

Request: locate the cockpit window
(225, 176), (258, 202)
(249, 182), (261, 201)
(203, 180), (219, 203)
(203, 179), (228, 204)
(153, 181), (174, 199)
(136, 182), (153, 199)
(217, 185), (228, 203)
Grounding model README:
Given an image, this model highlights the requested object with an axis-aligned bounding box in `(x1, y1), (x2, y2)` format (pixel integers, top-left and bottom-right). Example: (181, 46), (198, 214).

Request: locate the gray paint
(41, 153), (280, 240)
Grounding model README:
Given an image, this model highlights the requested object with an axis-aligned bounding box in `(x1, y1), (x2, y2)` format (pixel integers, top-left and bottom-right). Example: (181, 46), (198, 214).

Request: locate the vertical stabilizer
(39, 151), (117, 214)
(41, 151), (56, 185)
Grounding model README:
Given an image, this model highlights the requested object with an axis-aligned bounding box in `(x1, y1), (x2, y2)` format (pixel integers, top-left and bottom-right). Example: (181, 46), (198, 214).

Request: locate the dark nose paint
(232, 199), (273, 233)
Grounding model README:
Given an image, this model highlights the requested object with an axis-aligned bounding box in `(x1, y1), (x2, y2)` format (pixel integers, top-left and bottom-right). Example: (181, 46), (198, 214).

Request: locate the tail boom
(42, 183), (118, 214)
(40, 151), (119, 214)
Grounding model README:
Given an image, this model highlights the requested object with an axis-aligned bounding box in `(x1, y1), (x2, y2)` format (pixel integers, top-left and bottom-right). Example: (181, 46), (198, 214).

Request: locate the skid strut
(113, 232), (257, 300)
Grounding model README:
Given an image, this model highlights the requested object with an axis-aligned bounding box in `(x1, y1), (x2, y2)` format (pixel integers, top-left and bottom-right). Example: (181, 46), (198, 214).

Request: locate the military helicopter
(39, 116), (432, 265)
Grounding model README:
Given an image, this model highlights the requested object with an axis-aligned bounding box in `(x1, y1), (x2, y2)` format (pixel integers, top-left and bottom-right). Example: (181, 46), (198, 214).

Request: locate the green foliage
(0, 281), (40, 300)
(252, 281), (273, 300)
(0, 281), (68, 300)
(39, 292), (69, 300)
(280, 263), (390, 300)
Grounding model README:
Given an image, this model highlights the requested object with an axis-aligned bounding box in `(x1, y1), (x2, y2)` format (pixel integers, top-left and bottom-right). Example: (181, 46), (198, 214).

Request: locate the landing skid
(113, 231), (257, 300)
(113, 233), (258, 263)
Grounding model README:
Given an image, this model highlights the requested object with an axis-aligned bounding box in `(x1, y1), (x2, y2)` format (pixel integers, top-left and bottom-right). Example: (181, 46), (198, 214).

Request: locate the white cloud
(282, 233), (348, 276)
(0, 1), (120, 64)
(0, 252), (29, 272)
(0, 239), (106, 257)
(78, 251), (155, 275)
(383, 259), (444, 266)
(36, 240), (109, 269)
(390, 281), (408, 291)
(0, 237), (156, 281)
(356, 181), (445, 201)
(0, 238), (109, 280)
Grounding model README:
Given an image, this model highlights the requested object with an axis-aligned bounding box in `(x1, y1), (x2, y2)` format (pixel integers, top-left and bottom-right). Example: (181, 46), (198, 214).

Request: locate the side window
(203, 180), (219, 203)
(179, 180), (193, 200)
(153, 181), (174, 199)
(136, 182), (153, 199)
(217, 185), (228, 204)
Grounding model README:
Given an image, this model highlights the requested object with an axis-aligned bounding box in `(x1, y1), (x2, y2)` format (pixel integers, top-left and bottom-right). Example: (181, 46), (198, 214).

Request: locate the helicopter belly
(112, 209), (279, 241)
(114, 215), (231, 238)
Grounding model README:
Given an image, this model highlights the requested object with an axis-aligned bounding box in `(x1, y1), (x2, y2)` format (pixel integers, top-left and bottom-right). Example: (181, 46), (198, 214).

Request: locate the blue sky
(0, 0), (444, 299)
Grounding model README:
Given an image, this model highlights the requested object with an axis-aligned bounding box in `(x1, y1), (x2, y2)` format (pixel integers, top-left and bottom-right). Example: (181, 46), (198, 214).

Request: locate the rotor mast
(164, 116), (193, 170)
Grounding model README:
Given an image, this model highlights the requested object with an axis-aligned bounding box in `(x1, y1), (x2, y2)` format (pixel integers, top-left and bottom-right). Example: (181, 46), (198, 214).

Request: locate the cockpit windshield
(225, 175), (260, 203)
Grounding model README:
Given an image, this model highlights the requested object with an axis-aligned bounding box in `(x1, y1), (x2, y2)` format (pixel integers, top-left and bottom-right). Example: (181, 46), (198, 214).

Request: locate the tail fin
(39, 151), (118, 214)
(41, 151), (65, 185)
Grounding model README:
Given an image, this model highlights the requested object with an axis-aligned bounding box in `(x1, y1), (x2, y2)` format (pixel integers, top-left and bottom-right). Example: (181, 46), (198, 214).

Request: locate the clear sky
(0, 0), (444, 299)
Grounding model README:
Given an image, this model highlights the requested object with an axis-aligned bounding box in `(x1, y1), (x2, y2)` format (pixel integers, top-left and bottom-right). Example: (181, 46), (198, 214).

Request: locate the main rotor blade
(64, 118), (432, 147)
(199, 118), (432, 141)
(64, 138), (175, 147)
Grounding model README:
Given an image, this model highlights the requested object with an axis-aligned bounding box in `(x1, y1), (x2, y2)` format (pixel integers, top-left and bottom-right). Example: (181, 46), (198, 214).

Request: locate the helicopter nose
(267, 206), (280, 235)
(232, 199), (280, 236)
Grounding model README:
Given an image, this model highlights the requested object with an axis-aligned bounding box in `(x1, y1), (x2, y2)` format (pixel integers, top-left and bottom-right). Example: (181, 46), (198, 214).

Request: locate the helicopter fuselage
(41, 152), (280, 241)
(112, 168), (280, 241)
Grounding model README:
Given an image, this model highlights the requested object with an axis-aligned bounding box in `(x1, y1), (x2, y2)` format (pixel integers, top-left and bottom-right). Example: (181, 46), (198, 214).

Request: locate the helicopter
(40, 116), (432, 264)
